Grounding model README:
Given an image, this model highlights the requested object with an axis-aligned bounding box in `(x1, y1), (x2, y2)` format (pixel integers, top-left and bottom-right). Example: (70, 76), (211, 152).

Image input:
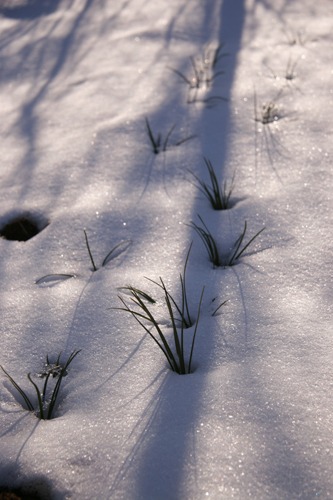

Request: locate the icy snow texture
(0, 0), (332, 498)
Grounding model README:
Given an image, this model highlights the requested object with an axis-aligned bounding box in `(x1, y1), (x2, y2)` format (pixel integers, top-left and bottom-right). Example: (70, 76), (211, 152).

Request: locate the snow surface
(0, 0), (332, 498)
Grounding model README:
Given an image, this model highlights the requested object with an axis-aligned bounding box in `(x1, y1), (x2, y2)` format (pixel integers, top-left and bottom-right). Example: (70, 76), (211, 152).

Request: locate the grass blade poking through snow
(190, 158), (234, 210)
(188, 216), (221, 267)
(189, 216), (265, 267)
(145, 117), (195, 154)
(1, 350), (81, 420)
(84, 229), (98, 271)
(84, 230), (131, 271)
(115, 248), (205, 374)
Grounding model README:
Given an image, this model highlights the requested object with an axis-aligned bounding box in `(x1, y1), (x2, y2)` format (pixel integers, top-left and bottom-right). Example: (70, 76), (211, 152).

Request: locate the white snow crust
(0, 0), (332, 498)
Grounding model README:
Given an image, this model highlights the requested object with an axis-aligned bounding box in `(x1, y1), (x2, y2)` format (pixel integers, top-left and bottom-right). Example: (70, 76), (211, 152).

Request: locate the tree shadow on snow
(125, 1), (247, 499)
(0, 0), (62, 19)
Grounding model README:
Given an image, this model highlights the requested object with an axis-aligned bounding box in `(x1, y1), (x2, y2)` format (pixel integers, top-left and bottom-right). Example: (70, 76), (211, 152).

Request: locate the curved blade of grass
(175, 134), (196, 147)
(212, 299), (228, 317)
(162, 124), (176, 151)
(35, 274), (76, 286)
(102, 240), (132, 267)
(160, 278), (183, 374)
(27, 373), (44, 419)
(234, 226), (265, 262)
(84, 229), (97, 271)
(117, 292), (179, 372)
(145, 117), (160, 154)
(188, 286), (205, 374)
(228, 222), (265, 265)
(228, 221), (248, 266)
(0, 365), (34, 412)
(117, 286), (156, 304)
(189, 216), (220, 266)
(169, 67), (192, 85)
(47, 350), (81, 420)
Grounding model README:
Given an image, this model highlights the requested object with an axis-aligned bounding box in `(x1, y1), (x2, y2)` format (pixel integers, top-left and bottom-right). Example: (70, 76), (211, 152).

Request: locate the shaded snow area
(0, 0), (332, 498)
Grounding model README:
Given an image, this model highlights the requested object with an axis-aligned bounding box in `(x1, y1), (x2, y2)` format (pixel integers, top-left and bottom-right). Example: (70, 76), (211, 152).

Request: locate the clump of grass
(84, 229), (131, 271)
(1, 350), (81, 420)
(145, 117), (195, 154)
(189, 216), (265, 267)
(254, 89), (283, 125)
(115, 247), (204, 374)
(190, 158), (234, 210)
(170, 43), (228, 105)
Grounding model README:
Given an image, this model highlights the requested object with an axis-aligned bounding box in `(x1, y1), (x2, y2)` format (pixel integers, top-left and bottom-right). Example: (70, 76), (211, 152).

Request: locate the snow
(0, 0), (332, 498)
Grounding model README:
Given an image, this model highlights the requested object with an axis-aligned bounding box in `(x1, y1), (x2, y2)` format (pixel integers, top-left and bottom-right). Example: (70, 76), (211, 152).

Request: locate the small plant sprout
(84, 229), (131, 271)
(170, 43), (228, 105)
(190, 158), (234, 210)
(145, 117), (195, 154)
(189, 215), (265, 267)
(115, 247), (204, 374)
(1, 350), (81, 420)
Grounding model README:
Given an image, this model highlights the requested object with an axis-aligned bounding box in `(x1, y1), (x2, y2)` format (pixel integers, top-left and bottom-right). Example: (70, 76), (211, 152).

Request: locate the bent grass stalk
(1, 350), (81, 420)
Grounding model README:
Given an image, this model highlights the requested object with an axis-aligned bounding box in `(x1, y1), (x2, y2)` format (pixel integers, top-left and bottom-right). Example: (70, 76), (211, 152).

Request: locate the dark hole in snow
(0, 215), (48, 241)
(0, 477), (53, 499)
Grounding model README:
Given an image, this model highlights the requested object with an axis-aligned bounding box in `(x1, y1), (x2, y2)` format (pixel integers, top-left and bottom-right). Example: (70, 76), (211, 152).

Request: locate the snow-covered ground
(0, 1), (332, 498)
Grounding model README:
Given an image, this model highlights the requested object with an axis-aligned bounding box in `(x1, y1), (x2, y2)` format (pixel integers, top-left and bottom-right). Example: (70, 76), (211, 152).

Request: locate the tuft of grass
(254, 89), (283, 126)
(84, 229), (131, 271)
(145, 117), (195, 154)
(114, 247), (204, 374)
(1, 350), (81, 420)
(188, 216), (221, 267)
(190, 158), (234, 210)
(170, 43), (228, 105)
(189, 216), (265, 267)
